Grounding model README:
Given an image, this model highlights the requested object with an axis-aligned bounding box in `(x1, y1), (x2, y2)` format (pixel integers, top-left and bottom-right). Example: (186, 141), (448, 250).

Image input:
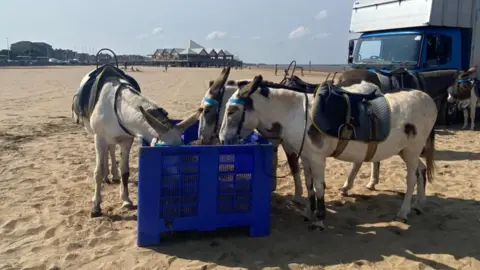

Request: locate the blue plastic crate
(137, 120), (273, 246)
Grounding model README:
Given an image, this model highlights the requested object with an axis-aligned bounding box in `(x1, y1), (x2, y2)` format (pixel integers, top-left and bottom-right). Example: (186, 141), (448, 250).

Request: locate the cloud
(314, 10), (328, 20)
(250, 36), (261, 40)
(288, 26), (310, 40)
(310, 33), (331, 40)
(136, 34), (148, 39)
(206, 31), (228, 40)
(152, 27), (163, 35)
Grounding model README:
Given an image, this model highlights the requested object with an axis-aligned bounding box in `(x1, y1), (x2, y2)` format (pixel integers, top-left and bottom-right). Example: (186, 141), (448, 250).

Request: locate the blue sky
(2, 0), (354, 64)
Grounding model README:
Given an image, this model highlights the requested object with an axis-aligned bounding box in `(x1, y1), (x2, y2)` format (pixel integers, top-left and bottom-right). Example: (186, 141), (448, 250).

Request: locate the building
(152, 40), (242, 67)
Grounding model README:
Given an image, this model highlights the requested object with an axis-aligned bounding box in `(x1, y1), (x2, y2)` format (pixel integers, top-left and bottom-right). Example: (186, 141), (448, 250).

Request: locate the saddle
(374, 68), (421, 93)
(311, 84), (391, 161)
(75, 64), (141, 119)
(285, 75), (319, 94)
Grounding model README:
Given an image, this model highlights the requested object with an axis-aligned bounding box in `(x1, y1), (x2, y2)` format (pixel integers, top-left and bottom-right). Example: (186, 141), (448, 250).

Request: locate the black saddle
(74, 64), (141, 119)
(311, 83), (390, 147)
(284, 75), (320, 93)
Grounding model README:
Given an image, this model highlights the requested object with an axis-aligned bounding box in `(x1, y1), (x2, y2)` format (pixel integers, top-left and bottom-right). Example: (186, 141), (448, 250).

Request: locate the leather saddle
(74, 64), (141, 119)
(284, 75), (319, 94)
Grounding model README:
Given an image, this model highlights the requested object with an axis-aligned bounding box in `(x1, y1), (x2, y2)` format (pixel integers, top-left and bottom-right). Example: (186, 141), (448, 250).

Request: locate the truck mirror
(348, 40), (354, 56)
(348, 55), (353, 64)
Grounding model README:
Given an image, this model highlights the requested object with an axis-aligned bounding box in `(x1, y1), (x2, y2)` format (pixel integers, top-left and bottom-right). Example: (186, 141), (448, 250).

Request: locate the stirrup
(338, 123), (356, 140)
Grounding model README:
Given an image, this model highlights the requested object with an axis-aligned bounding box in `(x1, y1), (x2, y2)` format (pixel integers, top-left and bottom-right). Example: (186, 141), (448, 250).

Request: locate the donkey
(198, 67), (304, 204)
(283, 68), (455, 195)
(219, 75), (437, 229)
(447, 66), (479, 130)
(75, 64), (201, 217)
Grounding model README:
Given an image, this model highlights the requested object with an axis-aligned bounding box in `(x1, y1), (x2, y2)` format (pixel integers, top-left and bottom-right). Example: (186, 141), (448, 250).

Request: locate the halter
(228, 98), (247, 140)
(203, 86), (225, 141)
(114, 82), (138, 137)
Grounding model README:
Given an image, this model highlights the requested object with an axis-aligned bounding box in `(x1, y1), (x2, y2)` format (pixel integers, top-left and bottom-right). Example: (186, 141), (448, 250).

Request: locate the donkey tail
(424, 128), (436, 183)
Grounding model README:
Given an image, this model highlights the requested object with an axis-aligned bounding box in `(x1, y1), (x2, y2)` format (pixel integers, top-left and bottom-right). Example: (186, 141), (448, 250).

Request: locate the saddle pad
(75, 65), (141, 119)
(311, 85), (391, 142)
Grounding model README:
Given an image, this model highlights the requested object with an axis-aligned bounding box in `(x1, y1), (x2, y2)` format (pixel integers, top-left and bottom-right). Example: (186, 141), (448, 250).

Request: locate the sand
(0, 66), (479, 270)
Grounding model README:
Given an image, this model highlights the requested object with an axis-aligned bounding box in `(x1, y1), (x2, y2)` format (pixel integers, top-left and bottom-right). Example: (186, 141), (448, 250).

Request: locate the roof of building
(155, 40), (235, 57)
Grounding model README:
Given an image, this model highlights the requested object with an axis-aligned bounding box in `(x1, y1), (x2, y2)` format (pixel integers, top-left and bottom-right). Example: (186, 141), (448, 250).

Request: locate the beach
(0, 66), (479, 270)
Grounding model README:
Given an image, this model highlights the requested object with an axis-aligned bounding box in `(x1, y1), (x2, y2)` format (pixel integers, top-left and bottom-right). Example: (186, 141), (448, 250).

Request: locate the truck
(347, 0), (480, 124)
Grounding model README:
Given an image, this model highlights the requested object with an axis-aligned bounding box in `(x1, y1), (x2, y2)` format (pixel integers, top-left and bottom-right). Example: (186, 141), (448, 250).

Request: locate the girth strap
(331, 93), (353, 158)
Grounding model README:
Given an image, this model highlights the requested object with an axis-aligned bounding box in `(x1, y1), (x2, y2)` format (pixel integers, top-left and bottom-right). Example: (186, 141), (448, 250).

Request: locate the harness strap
(114, 83), (135, 136)
(331, 93), (353, 158)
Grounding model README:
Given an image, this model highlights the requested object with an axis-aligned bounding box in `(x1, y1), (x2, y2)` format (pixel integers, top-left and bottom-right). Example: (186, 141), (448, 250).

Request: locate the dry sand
(0, 66), (479, 270)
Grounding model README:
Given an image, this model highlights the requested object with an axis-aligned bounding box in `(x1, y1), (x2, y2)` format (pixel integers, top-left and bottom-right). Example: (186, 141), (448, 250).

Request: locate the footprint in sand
(44, 227), (56, 239)
(1, 219), (17, 231)
(64, 252), (79, 261)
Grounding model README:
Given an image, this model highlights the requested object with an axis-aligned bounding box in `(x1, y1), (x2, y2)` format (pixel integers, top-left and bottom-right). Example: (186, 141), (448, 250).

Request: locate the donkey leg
(339, 162), (362, 196)
(102, 145), (111, 184)
(109, 144), (121, 184)
(412, 159), (427, 214)
(301, 159), (315, 221)
(470, 98), (477, 130)
(92, 135), (107, 217)
(119, 138), (134, 209)
(462, 109), (468, 129)
(366, 162), (380, 190)
(271, 146), (279, 192)
(282, 141), (304, 204)
(286, 152), (304, 204)
(309, 158), (327, 230)
(396, 151), (419, 222)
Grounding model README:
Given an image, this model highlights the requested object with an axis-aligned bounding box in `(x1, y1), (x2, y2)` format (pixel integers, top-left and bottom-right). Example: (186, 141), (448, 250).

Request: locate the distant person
(274, 64), (278, 76)
(300, 67), (304, 77)
(124, 61), (127, 70)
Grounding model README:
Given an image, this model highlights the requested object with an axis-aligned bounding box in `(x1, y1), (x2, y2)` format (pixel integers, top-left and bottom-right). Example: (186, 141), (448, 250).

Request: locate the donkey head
(197, 67), (232, 144)
(448, 66), (477, 103)
(139, 105), (203, 145)
(219, 75), (264, 145)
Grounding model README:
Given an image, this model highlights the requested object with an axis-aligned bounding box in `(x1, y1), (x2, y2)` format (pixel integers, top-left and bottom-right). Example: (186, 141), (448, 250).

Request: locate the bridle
(202, 86), (226, 143)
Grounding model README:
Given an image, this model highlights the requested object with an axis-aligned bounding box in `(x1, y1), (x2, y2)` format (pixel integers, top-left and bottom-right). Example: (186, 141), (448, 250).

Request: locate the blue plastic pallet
(137, 120), (273, 246)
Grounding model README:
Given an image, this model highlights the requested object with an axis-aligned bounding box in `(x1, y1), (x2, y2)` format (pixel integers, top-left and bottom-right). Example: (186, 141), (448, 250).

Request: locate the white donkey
(219, 75), (436, 229)
(73, 77), (120, 185)
(447, 66), (479, 130)
(198, 67), (304, 204)
(75, 65), (201, 217)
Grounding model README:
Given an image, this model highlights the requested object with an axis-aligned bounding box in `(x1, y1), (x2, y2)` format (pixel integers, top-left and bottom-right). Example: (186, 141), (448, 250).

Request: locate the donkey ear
(239, 75), (263, 98)
(139, 106), (169, 134)
(174, 108), (203, 132)
(209, 66), (232, 95)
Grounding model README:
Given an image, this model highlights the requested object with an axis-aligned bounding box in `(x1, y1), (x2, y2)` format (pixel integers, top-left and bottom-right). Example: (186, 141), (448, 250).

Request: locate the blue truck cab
(347, 0), (480, 124)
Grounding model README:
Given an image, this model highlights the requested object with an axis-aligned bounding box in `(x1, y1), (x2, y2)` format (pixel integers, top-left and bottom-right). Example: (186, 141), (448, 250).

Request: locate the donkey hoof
(122, 201), (135, 210)
(103, 178), (112, 184)
(91, 209), (102, 218)
(308, 221), (325, 231)
(111, 178), (121, 184)
(395, 216), (408, 224)
(365, 185), (376, 191)
(338, 188), (349, 196)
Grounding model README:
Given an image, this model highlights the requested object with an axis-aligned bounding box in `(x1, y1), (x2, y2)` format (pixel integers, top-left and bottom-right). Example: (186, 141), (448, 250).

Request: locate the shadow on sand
(144, 193), (480, 269)
(434, 149), (480, 161)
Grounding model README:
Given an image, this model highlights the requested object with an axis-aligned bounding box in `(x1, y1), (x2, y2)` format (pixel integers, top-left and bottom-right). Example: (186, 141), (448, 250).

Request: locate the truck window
(357, 40), (381, 61)
(426, 35), (452, 66)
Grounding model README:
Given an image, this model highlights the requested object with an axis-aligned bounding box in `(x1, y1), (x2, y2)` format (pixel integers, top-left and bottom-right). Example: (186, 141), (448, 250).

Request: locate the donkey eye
(227, 110), (236, 116)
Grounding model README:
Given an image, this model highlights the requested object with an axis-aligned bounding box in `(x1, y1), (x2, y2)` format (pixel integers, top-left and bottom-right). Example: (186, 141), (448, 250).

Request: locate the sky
(1, 0), (355, 64)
